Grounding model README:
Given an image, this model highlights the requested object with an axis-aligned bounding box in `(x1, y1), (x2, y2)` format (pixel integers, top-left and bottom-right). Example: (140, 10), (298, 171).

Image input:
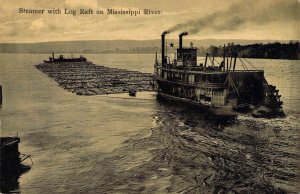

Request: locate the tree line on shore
(0, 41), (298, 59)
(201, 41), (299, 60)
(103, 41), (299, 60)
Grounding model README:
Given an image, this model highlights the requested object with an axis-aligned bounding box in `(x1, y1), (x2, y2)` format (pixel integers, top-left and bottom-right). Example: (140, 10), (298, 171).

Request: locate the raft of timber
(36, 62), (154, 95)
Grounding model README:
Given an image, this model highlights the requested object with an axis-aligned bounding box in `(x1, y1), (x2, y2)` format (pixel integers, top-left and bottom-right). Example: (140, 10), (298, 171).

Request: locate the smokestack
(223, 45), (226, 71)
(179, 32), (188, 59)
(0, 85), (2, 105)
(179, 32), (188, 50)
(161, 31), (169, 65)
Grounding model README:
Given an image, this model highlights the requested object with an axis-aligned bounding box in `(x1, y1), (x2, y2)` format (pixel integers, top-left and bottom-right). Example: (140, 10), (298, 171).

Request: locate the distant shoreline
(0, 52), (299, 61)
(0, 40), (298, 60)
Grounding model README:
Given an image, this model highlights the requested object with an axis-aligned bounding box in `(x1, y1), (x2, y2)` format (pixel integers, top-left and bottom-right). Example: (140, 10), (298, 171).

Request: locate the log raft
(36, 62), (154, 95)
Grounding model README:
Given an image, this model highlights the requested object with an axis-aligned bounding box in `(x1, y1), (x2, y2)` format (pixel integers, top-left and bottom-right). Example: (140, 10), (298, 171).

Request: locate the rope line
(242, 57), (257, 69)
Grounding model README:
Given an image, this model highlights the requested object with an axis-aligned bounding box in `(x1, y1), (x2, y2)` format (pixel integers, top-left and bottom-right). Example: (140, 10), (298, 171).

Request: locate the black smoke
(168, 0), (299, 34)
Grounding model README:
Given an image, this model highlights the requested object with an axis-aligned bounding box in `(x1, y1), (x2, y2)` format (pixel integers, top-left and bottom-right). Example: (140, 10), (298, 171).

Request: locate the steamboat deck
(154, 31), (284, 117)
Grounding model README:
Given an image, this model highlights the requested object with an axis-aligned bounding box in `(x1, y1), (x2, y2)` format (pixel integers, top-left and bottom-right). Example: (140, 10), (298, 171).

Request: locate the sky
(0, 0), (299, 43)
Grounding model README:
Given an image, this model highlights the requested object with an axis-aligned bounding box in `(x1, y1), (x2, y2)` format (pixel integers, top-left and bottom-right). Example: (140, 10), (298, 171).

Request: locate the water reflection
(1, 164), (31, 193)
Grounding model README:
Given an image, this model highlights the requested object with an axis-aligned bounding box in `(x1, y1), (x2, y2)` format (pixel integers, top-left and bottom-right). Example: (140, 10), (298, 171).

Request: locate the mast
(229, 56), (232, 71)
(226, 58), (229, 71)
(204, 53), (208, 71)
(233, 54), (237, 72)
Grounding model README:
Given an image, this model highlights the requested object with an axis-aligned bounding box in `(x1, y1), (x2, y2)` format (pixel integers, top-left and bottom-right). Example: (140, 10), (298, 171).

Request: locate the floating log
(36, 62), (154, 95)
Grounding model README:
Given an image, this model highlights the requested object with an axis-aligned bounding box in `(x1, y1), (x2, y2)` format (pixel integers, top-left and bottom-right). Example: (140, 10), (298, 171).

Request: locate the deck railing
(156, 77), (227, 89)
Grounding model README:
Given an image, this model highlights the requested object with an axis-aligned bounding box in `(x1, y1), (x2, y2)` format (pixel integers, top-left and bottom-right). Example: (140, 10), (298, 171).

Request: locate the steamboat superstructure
(44, 52), (87, 63)
(154, 31), (284, 117)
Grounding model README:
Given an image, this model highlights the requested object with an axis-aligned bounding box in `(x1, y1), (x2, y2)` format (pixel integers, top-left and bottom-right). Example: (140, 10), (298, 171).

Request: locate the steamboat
(154, 31), (284, 117)
(44, 52), (87, 63)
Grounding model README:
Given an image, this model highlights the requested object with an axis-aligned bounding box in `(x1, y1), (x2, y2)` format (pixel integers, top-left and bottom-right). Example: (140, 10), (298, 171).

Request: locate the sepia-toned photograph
(0, 0), (299, 193)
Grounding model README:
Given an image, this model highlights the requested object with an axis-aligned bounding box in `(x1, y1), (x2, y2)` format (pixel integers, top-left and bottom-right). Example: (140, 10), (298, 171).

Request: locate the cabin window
(188, 74), (195, 83)
(207, 75), (213, 83)
(213, 90), (224, 96)
(220, 75), (227, 83)
(205, 96), (211, 102)
(163, 72), (168, 79)
(212, 90), (226, 105)
(195, 75), (201, 82)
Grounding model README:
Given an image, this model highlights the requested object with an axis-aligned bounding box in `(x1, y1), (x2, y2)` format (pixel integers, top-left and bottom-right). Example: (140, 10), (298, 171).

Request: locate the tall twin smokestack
(179, 32), (188, 51)
(161, 31), (169, 64)
(179, 32), (188, 58)
(161, 31), (189, 64)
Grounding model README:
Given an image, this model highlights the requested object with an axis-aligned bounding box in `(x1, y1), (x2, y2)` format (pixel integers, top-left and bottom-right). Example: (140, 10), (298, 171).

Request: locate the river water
(0, 54), (299, 193)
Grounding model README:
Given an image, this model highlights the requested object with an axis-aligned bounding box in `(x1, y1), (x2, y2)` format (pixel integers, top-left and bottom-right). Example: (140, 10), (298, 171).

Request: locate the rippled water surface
(0, 54), (299, 193)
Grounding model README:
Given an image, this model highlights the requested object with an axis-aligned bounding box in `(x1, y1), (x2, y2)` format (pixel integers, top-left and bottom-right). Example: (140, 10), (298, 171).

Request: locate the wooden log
(36, 62), (154, 95)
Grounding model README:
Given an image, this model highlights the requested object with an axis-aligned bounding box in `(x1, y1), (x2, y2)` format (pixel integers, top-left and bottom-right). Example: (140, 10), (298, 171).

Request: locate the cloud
(30, 18), (45, 30)
(0, 0), (298, 42)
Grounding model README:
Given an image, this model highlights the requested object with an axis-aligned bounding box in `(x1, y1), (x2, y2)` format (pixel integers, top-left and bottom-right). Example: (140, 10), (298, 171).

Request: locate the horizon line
(0, 38), (299, 44)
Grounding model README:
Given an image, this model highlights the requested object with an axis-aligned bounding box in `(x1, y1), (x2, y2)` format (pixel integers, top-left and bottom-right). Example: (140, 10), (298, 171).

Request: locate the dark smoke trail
(167, 0), (299, 35)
